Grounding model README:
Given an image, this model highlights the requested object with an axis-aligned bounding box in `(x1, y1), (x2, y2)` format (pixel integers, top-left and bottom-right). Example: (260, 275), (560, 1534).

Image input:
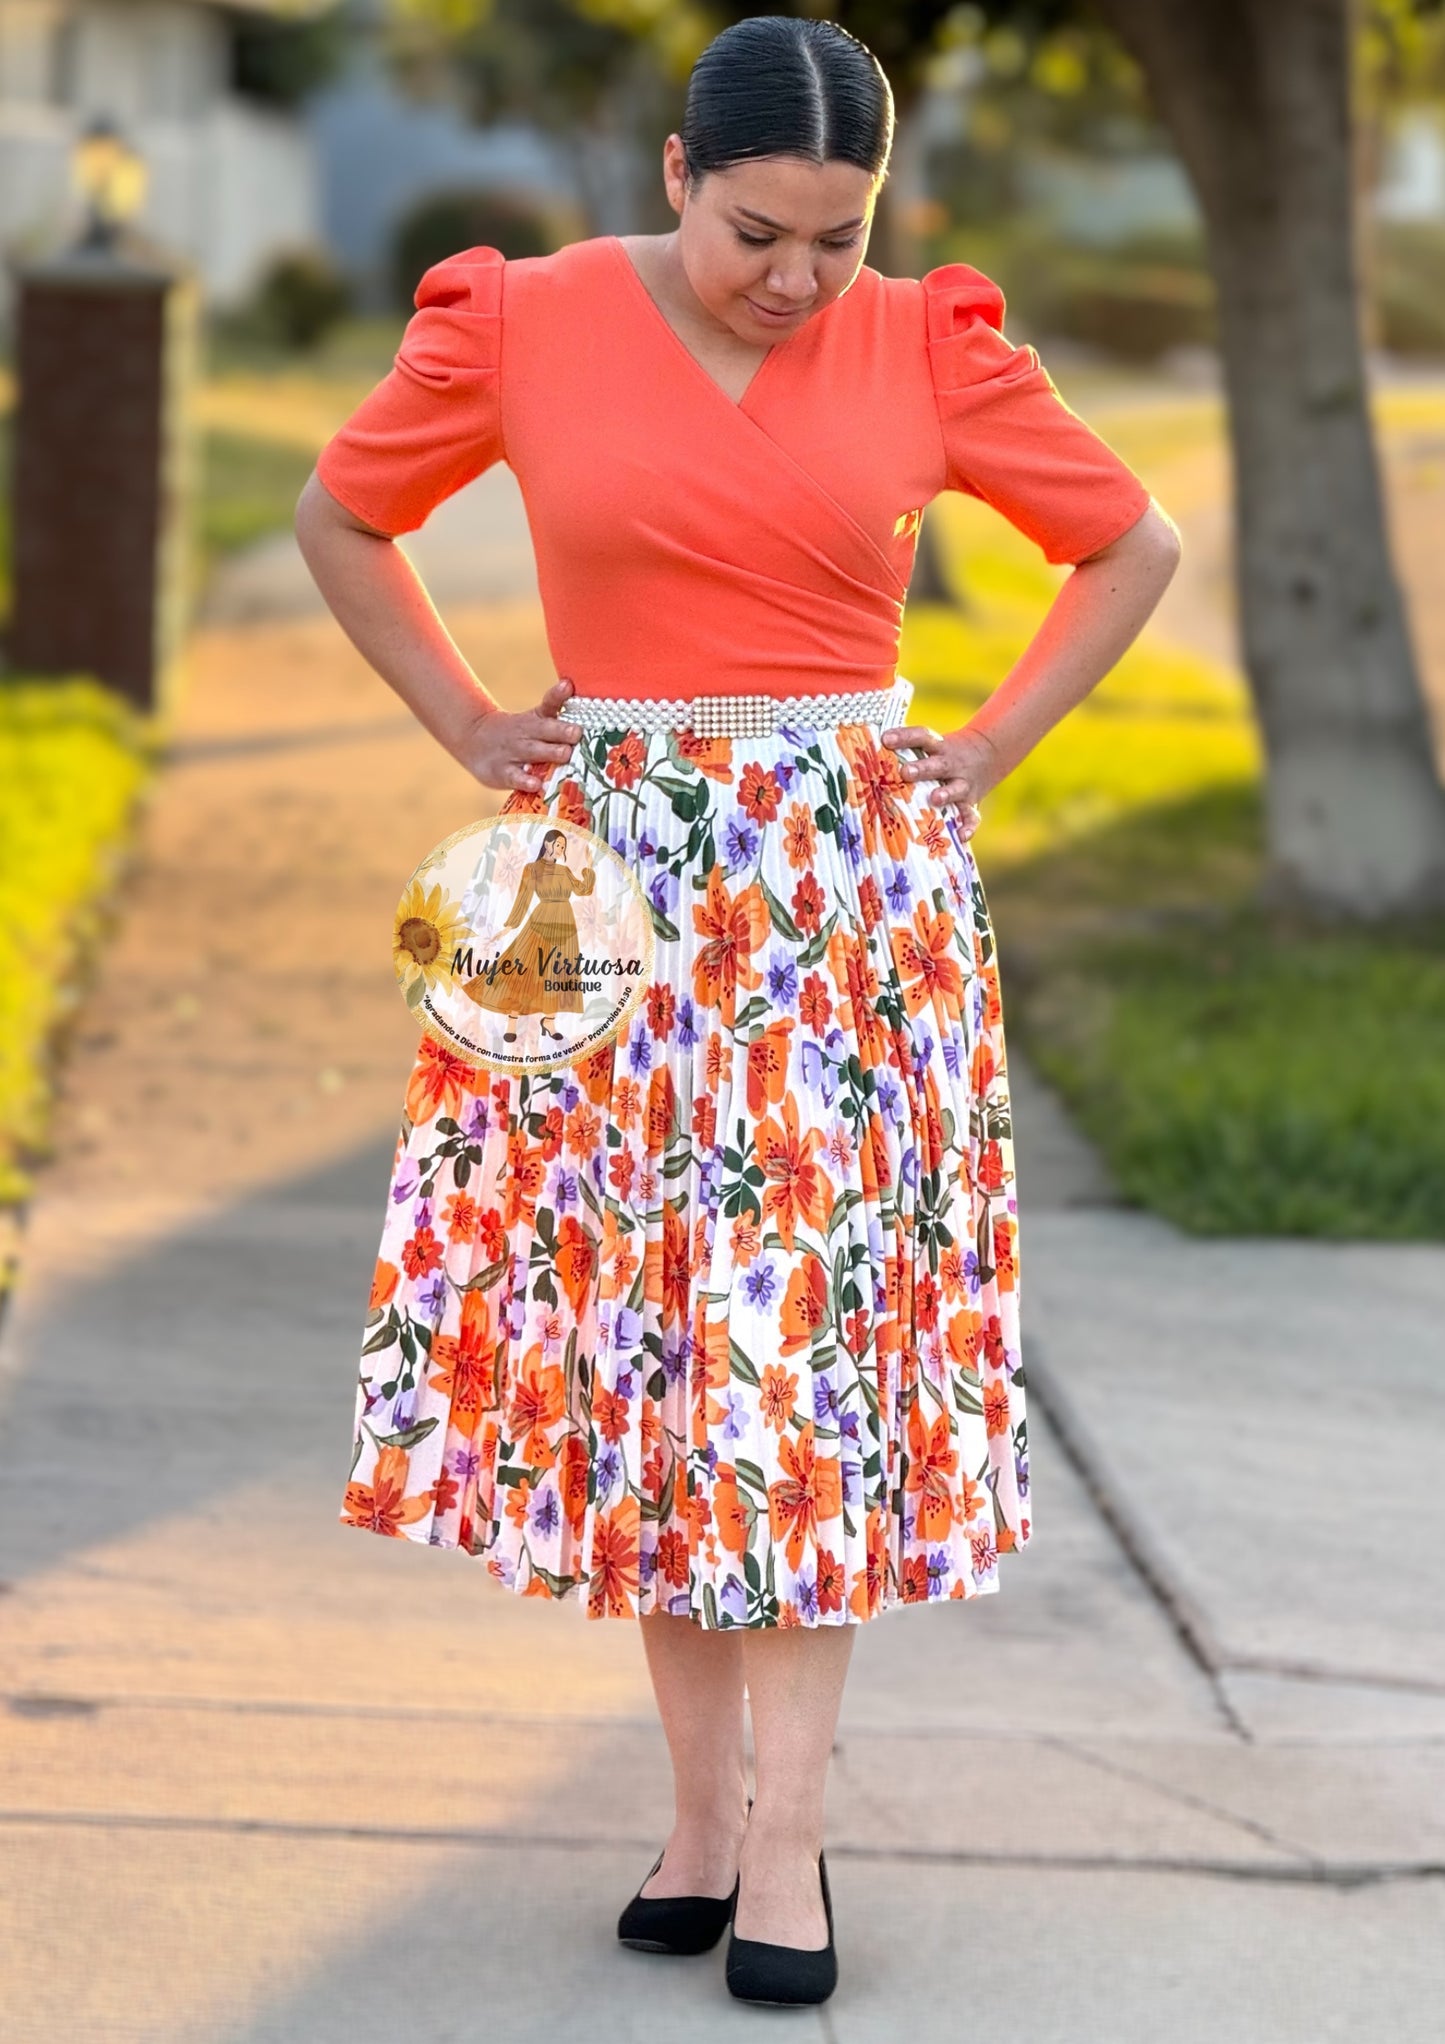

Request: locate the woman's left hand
(881, 722), (1001, 839)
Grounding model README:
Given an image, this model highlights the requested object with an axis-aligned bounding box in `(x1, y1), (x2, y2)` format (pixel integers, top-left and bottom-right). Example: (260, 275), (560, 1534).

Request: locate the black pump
(616, 1799), (753, 1957)
(724, 1848), (838, 2006)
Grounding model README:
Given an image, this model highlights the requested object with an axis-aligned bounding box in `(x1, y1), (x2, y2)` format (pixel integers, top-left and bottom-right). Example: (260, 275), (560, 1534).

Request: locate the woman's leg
(734, 1626), (856, 1946)
(638, 1610), (751, 1898)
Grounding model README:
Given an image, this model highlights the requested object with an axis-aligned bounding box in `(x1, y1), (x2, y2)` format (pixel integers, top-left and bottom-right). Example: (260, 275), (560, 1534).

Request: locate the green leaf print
(374, 1416), (440, 1451)
(757, 872), (804, 943)
(728, 1337), (763, 1389)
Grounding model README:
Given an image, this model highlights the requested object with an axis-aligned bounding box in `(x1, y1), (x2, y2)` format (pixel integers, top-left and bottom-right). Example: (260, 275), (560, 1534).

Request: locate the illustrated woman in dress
(296, 13), (1179, 2011)
(461, 827), (596, 1043)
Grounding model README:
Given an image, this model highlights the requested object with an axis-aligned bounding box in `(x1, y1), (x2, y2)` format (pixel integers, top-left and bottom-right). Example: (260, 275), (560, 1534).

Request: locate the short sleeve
(923, 262), (1152, 565)
(314, 244), (505, 537)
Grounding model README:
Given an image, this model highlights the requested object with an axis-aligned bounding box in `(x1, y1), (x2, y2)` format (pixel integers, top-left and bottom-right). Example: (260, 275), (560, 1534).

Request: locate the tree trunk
(1098, 0), (1445, 918)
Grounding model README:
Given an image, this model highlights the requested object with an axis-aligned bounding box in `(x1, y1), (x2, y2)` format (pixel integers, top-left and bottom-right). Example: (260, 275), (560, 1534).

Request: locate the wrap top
(315, 233), (1151, 701)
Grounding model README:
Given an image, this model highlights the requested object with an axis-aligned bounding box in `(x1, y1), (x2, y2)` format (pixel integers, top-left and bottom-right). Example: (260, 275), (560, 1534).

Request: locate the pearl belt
(564, 678), (914, 739)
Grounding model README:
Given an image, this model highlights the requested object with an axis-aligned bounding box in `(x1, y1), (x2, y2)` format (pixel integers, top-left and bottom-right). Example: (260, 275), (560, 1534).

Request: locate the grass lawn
(903, 491), (1445, 1239)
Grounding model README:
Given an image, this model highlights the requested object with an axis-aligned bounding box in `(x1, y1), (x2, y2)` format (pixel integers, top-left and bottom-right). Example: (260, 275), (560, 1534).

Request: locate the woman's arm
(883, 499), (1182, 812)
(294, 472), (582, 795)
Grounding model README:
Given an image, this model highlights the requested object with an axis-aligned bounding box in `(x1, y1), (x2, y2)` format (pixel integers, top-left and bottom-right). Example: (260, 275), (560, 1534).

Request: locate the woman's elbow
(1110, 498), (1182, 584)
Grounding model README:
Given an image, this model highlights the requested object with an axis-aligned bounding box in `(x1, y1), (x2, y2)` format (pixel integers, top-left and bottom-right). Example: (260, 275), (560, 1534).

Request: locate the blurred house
(0, 0), (329, 323)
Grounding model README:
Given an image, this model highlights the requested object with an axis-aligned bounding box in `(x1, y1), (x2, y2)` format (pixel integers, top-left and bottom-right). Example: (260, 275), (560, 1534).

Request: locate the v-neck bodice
(606, 234), (801, 411)
(316, 234), (1152, 702)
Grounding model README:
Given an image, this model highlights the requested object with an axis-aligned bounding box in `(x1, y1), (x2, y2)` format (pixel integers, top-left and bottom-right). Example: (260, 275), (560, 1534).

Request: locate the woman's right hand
(459, 677), (584, 794)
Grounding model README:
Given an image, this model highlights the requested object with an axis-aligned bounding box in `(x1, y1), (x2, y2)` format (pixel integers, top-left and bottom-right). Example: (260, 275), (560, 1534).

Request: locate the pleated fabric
(342, 704), (1030, 1626)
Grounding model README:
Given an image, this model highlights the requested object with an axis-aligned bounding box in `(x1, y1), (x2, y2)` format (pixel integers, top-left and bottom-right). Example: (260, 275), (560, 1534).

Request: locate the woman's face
(663, 138), (877, 345)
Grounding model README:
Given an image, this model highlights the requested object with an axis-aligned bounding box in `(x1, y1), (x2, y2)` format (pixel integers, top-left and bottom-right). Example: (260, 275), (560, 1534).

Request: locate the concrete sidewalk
(1, 486), (1442, 2041)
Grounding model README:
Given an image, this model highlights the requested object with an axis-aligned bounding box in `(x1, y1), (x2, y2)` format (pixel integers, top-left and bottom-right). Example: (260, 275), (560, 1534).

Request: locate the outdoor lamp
(69, 116), (148, 252)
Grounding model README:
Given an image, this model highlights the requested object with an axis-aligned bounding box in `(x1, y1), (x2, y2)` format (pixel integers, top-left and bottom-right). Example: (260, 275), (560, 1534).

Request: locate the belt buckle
(688, 692), (778, 738)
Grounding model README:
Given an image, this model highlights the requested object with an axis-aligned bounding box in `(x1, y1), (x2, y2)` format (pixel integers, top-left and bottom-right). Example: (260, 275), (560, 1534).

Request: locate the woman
(295, 13), (1180, 2010)
(460, 827), (596, 1044)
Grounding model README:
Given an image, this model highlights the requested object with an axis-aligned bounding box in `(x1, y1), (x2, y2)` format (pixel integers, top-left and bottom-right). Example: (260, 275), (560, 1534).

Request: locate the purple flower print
(774, 756), (798, 791)
(529, 1487), (561, 1538)
(838, 809), (864, 868)
(391, 1159), (419, 1204)
(720, 1574), (749, 1622)
(1015, 1450), (1029, 1497)
(885, 864), (912, 915)
(722, 1388), (749, 1440)
(649, 868), (678, 919)
(743, 1260), (778, 1310)
(389, 1398), (415, 1435)
(615, 1366), (636, 1403)
(417, 1276), (448, 1321)
(492, 1552), (518, 1588)
(609, 1305), (643, 1363)
(414, 1197), (433, 1234)
(703, 1438), (719, 1477)
(814, 1376), (840, 1426)
(676, 996), (700, 1048)
(839, 1409), (861, 1447)
(660, 1332), (689, 1386)
(766, 954), (799, 1005)
(841, 1459), (863, 1509)
(628, 1029), (653, 1078)
(553, 1168), (579, 1213)
(724, 814), (760, 867)
(464, 1099), (490, 1141)
(926, 1548), (952, 1598)
(639, 1544), (658, 1586)
(451, 1443), (482, 1480)
(595, 1446), (621, 1498)
(795, 1570), (820, 1620)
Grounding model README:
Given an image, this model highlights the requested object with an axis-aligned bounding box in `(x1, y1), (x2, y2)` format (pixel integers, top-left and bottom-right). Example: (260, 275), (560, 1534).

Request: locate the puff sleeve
(923, 263), (1151, 566)
(314, 244), (506, 537)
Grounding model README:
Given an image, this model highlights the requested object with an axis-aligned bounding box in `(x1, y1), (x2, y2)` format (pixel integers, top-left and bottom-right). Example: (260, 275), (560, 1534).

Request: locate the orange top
(316, 234), (1152, 701)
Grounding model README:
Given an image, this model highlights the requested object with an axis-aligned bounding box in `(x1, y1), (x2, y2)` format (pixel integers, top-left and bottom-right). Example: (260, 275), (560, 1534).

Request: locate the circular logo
(392, 814), (655, 1074)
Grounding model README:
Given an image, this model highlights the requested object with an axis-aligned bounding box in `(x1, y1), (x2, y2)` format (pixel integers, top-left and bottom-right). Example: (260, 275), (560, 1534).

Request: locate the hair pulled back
(680, 16), (894, 191)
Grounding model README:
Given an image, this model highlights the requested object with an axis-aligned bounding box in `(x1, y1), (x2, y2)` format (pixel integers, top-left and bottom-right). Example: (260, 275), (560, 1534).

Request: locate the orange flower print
(745, 1017), (795, 1118)
(343, 1444), (431, 1537)
(555, 1212), (597, 1318)
(441, 1192), (481, 1245)
(891, 903), (967, 1020)
(790, 870), (827, 937)
(401, 1226), (443, 1282)
(404, 1037), (480, 1125)
(368, 1259), (399, 1310)
(739, 760), (784, 822)
(507, 1345), (567, 1466)
(767, 1423), (843, 1570)
(783, 800), (817, 869)
(779, 1255), (830, 1357)
(714, 1466), (752, 1557)
(755, 1093), (832, 1252)
(759, 1363), (799, 1432)
(428, 1287), (497, 1439)
(905, 1404), (957, 1540)
(983, 1378), (1012, 1439)
(604, 733), (647, 788)
(502, 1128), (547, 1231)
(588, 1494), (641, 1617)
(692, 869), (768, 1028)
(642, 1200), (692, 1330)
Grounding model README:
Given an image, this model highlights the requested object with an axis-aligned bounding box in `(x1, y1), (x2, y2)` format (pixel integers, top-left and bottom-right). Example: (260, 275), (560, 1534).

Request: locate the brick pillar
(6, 241), (199, 723)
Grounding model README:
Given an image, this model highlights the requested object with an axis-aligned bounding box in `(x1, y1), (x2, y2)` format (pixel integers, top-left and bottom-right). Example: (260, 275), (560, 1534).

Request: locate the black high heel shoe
(616, 1800), (752, 1957)
(724, 1848), (837, 2006)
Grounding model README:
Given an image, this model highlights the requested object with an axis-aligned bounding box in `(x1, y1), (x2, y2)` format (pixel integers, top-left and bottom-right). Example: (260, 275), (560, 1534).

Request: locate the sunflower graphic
(393, 877), (471, 1005)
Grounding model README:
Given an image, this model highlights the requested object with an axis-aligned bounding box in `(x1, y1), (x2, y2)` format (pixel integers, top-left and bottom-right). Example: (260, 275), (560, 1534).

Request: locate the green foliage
(249, 247), (354, 352)
(230, 9), (351, 108)
(391, 191), (559, 310)
(0, 677), (156, 1206)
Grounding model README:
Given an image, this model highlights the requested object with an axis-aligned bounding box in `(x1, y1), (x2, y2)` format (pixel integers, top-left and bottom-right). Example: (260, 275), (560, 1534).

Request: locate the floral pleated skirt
(341, 696), (1031, 1626)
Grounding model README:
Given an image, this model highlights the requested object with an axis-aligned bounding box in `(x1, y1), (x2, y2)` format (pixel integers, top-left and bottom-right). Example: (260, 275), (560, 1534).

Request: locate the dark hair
(680, 16), (893, 190)
(541, 828), (567, 856)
